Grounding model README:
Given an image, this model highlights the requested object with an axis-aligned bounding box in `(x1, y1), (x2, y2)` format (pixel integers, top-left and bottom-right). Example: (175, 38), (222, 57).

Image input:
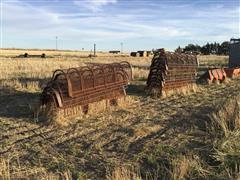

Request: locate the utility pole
(121, 42), (123, 53)
(94, 43), (96, 57)
(0, 0), (3, 55)
(56, 36), (58, 50)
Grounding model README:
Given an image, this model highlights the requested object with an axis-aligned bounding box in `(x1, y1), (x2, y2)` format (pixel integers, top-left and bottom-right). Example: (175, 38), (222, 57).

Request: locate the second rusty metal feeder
(146, 49), (198, 96)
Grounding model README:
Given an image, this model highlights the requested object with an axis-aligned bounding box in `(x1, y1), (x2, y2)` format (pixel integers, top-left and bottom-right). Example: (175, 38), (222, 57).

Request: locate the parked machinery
(226, 38), (240, 78)
(229, 38), (240, 68)
(200, 38), (240, 83)
(146, 49), (198, 96)
(16, 53), (46, 58)
(40, 61), (132, 125)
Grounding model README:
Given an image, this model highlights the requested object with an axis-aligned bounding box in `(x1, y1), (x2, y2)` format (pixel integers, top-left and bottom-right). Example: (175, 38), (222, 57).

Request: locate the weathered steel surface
(201, 68), (227, 83)
(146, 49), (198, 94)
(41, 61), (132, 109)
(224, 68), (240, 78)
(226, 38), (240, 78)
(229, 38), (240, 68)
(200, 67), (240, 83)
(200, 38), (240, 83)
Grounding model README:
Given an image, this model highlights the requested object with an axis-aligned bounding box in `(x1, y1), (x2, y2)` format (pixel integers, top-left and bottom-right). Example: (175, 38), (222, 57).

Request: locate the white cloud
(2, 0), (239, 50)
(3, 1), (60, 29)
(74, 0), (117, 12)
(2, 1), (188, 41)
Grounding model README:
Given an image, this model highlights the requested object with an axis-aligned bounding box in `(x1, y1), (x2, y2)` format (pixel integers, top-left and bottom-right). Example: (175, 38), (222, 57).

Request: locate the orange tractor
(200, 38), (240, 83)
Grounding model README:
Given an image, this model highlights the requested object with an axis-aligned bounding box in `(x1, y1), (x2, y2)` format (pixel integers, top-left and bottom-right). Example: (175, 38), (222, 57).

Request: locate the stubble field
(0, 49), (239, 180)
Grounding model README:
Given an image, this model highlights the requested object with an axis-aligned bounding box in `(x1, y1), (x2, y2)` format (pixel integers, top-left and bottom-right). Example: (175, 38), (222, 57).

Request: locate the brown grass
(146, 83), (198, 98)
(39, 96), (135, 127)
(0, 49), (239, 179)
(209, 94), (240, 137)
(197, 55), (228, 66)
(161, 84), (198, 98)
(0, 157), (72, 180)
(107, 166), (141, 180)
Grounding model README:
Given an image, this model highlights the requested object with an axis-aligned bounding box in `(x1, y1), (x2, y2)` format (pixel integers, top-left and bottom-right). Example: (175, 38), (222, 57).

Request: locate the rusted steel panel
(224, 68), (240, 78)
(199, 68), (227, 83)
(146, 49), (198, 95)
(41, 61), (132, 109)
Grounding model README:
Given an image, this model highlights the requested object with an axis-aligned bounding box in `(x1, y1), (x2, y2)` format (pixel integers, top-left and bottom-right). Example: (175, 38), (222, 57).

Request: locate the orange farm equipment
(200, 38), (240, 83)
(224, 68), (240, 78)
(200, 68), (227, 84)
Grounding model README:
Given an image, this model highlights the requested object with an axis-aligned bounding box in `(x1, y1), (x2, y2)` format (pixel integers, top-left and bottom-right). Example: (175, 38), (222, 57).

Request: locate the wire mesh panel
(146, 49), (198, 95)
(41, 61), (132, 109)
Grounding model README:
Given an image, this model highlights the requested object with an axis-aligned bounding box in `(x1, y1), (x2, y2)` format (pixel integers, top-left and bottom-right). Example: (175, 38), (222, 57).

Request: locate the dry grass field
(0, 49), (239, 179)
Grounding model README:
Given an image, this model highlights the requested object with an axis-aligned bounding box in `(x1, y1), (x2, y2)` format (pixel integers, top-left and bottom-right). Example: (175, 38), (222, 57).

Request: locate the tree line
(175, 41), (230, 55)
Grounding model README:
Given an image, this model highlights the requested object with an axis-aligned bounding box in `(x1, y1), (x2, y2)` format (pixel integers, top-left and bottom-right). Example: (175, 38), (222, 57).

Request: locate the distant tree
(220, 41), (230, 55)
(216, 43), (221, 54)
(201, 43), (211, 55)
(182, 44), (201, 54)
(178, 41), (230, 55)
(184, 44), (194, 52)
(175, 46), (183, 53)
(195, 45), (201, 52)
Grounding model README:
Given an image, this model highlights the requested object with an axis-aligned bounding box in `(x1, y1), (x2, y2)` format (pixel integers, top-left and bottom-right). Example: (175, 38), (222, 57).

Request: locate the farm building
(130, 52), (140, 57)
(109, 50), (121, 54)
(131, 51), (153, 57)
(138, 51), (153, 57)
(146, 51), (153, 56)
(137, 51), (147, 57)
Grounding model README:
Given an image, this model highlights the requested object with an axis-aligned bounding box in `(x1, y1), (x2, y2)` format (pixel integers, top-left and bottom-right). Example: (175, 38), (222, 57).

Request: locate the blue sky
(1, 0), (239, 51)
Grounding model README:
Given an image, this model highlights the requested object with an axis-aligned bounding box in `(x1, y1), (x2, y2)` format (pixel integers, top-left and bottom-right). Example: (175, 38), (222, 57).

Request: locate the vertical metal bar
(90, 66), (95, 88)
(94, 43), (96, 57)
(66, 74), (73, 97)
(102, 65), (106, 86)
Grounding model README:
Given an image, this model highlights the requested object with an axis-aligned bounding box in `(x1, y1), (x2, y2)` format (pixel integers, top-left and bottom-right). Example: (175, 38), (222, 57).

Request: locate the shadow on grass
(127, 83), (146, 96)
(0, 88), (40, 120)
(18, 77), (50, 87)
(0, 77), (50, 88)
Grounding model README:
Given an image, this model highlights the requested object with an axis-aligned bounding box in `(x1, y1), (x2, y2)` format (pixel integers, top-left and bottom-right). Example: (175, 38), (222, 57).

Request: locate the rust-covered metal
(146, 49), (198, 95)
(224, 68), (240, 78)
(41, 61), (132, 113)
(200, 68), (227, 83)
(229, 38), (240, 68)
(200, 38), (240, 83)
(199, 67), (240, 83)
(226, 38), (240, 78)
